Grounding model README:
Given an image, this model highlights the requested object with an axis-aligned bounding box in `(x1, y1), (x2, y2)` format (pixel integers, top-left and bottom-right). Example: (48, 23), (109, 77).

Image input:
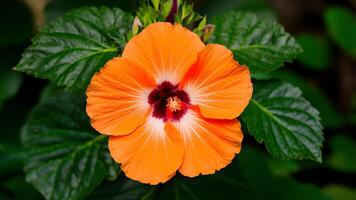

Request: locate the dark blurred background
(0, 0), (355, 199)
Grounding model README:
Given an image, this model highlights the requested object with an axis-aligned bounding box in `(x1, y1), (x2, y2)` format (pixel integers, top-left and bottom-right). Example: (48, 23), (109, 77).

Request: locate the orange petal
(109, 116), (184, 185)
(180, 44), (253, 119)
(122, 22), (205, 84)
(86, 57), (156, 136)
(171, 107), (243, 177)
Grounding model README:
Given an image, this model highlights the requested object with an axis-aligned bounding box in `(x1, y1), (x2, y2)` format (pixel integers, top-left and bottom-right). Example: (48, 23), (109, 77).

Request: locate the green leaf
(210, 11), (302, 73)
(15, 7), (133, 90)
(324, 6), (356, 58)
(22, 86), (119, 200)
(296, 34), (332, 71)
(323, 185), (356, 200)
(241, 81), (324, 161)
(252, 70), (343, 128)
(326, 134), (356, 173)
(0, 67), (22, 109)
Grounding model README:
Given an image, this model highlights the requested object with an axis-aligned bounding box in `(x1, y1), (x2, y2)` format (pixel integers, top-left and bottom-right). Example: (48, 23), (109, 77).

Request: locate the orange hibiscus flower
(86, 22), (252, 185)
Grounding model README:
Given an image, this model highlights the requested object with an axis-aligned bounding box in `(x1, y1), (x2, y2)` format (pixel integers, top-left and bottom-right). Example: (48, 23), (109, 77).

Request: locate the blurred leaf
(241, 81), (324, 161)
(156, 160), (247, 200)
(327, 134), (356, 173)
(324, 6), (356, 58)
(323, 185), (356, 200)
(252, 70), (343, 128)
(0, 90), (31, 145)
(22, 86), (119, 200)
(88, 177), (154, 200)
(199, 0), (274, 17)
(349, 94), (356, 125)
(0, 143), (25, 177)
(238, 148), (330, 200)
(2, 175), (42, 200)
(91, 155), (247, 200)
(296, 34), (332, 71)
(45, 0), (138, 22)
(0, 67), (22, 109)
(210, 11), (302, 74)
(151, 0), (160, 10)
(0, 192), (9, 200)
(88, 147), (330, 200)
(0, 0), (33, 47)
(15, 7), (133, 90)
(268, 159), (301, 176)
(91, 157), (247, 200)
(348, 112), (356, 125)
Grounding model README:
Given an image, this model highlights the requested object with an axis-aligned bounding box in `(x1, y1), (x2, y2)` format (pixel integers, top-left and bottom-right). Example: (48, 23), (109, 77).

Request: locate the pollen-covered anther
(166, 96), (182, 112)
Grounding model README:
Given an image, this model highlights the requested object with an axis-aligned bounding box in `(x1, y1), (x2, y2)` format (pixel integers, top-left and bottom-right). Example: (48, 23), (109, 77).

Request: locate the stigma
(167, 96), (182, 112)
(148, 81), (190, 121)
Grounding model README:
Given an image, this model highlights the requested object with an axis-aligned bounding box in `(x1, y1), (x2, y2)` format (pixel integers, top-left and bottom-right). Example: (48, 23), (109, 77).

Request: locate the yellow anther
(166, 96), (181, 112)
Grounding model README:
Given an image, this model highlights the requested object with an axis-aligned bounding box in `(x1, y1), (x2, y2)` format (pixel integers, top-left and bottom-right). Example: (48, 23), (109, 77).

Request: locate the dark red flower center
(148, 81), (190, 121)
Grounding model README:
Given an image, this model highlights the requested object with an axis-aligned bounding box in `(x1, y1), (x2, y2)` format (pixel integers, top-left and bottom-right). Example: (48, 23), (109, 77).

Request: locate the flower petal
(122, 22), (205, 84)
(86, 57), (156, 135)
(180, 44), (253, 119)
(172, 107), (243, 177)
(109, 116), (184, 185)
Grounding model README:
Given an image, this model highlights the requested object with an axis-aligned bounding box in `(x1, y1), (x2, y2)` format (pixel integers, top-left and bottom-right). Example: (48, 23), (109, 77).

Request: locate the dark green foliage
(88, 177), (154, 200)
(0, 0), (33, 47)
(327, 134), (356, 173)
(237, 148), (330, 200)
(296, 34), (332, 71)
(324, 7), (356, 58)
(90, 148), (330, 200)
(252, 70), (343, 129)
(323, 185), (356, 200)
(44, 0), (138, 22)
(241, 82), (324, 161)
(210, 11), (303, 73)
(15, 7), (133, 90)
(198, 0), (273, 16)
(22, 86), (119, 200)
(0, 68), (22, 109)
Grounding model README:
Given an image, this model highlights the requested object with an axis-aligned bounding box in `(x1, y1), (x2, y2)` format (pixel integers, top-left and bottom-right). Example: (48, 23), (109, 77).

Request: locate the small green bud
(132, 17), (143, 35)
(197, 16), (207, 31)
(201, 24), (215, 42)
(151, 0), (160, 10)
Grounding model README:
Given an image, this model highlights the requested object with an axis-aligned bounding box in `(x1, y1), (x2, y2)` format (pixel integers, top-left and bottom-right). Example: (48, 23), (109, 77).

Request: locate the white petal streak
(172, 110), (205, 144)
(145, 115), (166, 139)
(183, 83), (202, 105)
(156, 72), (179, 85)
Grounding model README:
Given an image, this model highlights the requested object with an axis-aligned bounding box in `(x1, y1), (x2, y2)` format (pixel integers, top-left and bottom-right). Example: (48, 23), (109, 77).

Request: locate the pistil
(167, 96), (182, 112)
